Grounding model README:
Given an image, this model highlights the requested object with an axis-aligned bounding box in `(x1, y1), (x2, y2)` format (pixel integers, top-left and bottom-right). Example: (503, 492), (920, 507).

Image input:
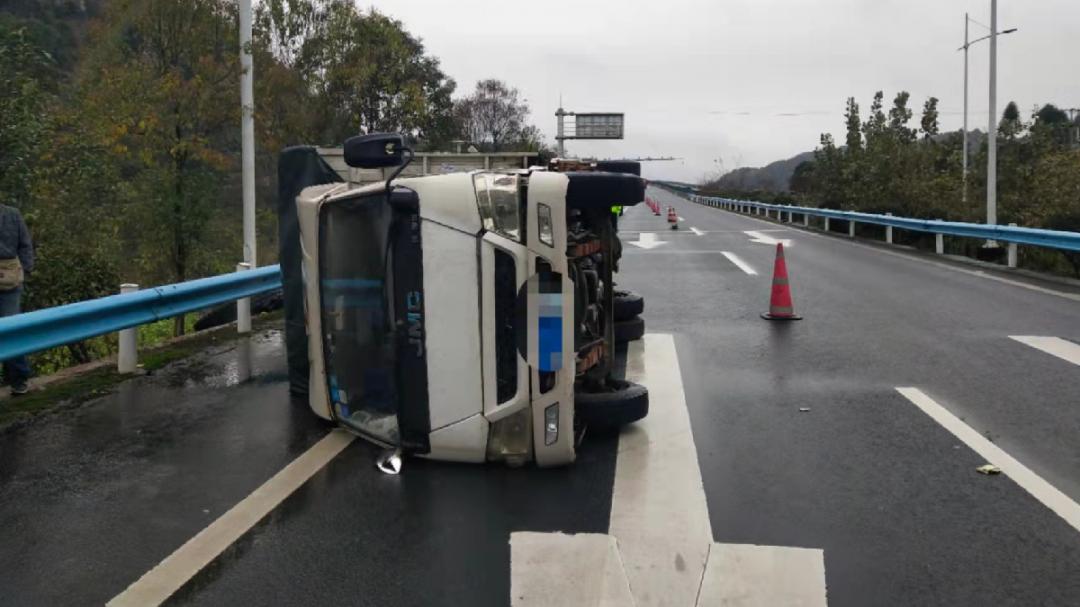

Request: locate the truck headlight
(474, 173), (522, 241)
(544, 403), (559, 446)
(486, 407), (532, 467)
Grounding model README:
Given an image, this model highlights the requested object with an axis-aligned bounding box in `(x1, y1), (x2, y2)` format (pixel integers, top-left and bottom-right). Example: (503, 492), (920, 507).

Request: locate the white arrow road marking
(744, 230), (792, 247)
(1009, 336), (1080, 367)
(511, 335), (827, 606)
(721, 252), (758, 275)
(628, 232), (667, 250)
(897, 387), (1080, 535)
(690, 227), (705, 236)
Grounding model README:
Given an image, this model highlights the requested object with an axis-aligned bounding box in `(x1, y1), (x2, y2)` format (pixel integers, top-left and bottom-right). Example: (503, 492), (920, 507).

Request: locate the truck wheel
(575, 379), (649, 429)
(614, 316), (644, 342)
(613, 290), (644, 321)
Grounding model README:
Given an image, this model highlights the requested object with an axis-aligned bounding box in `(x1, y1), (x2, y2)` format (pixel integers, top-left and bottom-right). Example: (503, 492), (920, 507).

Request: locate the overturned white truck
(279, 134), (648, 467)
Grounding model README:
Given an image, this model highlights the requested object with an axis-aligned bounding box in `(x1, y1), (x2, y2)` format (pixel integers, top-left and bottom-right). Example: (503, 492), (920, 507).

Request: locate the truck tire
(575, 379), (649, 429)
(193, 289), (284, 332)
(614, 316), (644, 342)
(613, 290), (644, 321)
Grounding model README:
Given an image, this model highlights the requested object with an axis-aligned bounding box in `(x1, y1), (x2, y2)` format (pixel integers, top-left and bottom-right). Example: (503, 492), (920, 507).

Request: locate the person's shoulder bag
(0, 207), (25, 291)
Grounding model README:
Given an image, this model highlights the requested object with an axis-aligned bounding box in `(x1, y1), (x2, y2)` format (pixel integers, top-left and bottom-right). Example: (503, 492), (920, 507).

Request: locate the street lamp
(958, 2), (1016, 231)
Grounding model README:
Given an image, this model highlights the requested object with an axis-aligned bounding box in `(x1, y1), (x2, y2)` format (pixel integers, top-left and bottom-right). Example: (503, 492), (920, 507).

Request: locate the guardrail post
(118, 284), (139, 373)
(886, 213), (893, 244)
(803, 213), (809, 227)
(1007, 223), (1018, 268)
(935, 232), (944, 255)
(824, 217), (830, 232)
(237, 262), (252, 333)
(848, 220), (856, 238)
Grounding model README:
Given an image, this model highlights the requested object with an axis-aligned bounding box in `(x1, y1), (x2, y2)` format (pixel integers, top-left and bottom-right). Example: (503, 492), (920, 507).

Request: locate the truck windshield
(318, 192), (399, 445)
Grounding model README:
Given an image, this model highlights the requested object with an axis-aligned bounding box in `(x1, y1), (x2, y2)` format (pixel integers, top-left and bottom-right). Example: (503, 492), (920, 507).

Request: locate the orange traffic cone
(667, 206), (678, 229)
(762, 243), (802, 320)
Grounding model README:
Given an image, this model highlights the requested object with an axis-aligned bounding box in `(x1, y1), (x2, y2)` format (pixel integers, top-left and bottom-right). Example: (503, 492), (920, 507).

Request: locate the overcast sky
(363, 0), (1080, 183)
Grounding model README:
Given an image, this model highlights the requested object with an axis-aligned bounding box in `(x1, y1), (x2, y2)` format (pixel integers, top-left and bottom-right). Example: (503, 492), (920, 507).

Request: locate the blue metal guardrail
(686, 195), (1080, 253)
(0, 265), (282, 361)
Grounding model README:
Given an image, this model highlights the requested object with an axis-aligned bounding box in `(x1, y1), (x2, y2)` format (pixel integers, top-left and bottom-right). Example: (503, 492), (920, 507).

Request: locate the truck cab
(290, 134), (647, 467)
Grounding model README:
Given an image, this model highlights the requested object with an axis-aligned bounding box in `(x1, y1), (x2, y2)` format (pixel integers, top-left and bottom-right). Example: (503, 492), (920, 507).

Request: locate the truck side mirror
(344, 133), (406, 168)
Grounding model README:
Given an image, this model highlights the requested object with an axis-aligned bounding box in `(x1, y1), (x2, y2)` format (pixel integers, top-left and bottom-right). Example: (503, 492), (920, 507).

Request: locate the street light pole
(238, 0), (256, 330)
(986, 0), (998, 231)
(958, 9), (1015, 230)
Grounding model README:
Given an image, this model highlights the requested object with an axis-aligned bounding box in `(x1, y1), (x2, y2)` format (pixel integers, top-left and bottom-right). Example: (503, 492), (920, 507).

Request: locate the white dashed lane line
(1009, 336), (1080, 368)
(721, 252), (758, 276)
(897, 387), (1080, 535)
(108, 430), (356, 607)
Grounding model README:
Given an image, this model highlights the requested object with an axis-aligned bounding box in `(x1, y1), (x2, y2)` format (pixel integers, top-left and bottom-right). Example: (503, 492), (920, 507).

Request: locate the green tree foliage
(0, 22), (55, 208)
(454, 79), (542, 152)
(775, 90), (1080, 275)
(1, 0), (540, 350)
(920, 97), (939, 139)
(257, 0), (457, 146)
(843, 97), (861, 152)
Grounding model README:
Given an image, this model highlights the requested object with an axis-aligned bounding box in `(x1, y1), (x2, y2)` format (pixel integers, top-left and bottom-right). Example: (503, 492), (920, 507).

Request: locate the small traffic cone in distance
(762, 242), (802, 320)
(668, 206), (679, 229)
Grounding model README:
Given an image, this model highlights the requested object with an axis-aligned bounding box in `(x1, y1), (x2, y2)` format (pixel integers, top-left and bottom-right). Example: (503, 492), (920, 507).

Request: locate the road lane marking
(697, 544), (827, 607)
(721, 251), (758, 275)
(690, 227), (705, 236)
(512, 335), (827, 605)
(678, 216), (686, 221)
(896, 387), (1080, 535)
(511, 533), (634, 606)
(611, 334), (713, 606)
(108, 430), (356, 607)
(1010, 336), (1080, 367)
(703, 197), (1080, 303)
(628, 232), (667, 250)
(744, 230), (792, 247)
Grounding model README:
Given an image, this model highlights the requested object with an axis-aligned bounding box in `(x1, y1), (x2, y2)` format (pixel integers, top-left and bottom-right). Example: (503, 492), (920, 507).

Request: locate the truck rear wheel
(614, 316), (644, 342)
(575, 379), (649, 430)
(613, 290), (644, 321)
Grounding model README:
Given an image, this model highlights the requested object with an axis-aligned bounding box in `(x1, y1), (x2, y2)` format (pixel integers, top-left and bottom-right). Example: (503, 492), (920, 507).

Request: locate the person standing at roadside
(0, 203), (34, 395)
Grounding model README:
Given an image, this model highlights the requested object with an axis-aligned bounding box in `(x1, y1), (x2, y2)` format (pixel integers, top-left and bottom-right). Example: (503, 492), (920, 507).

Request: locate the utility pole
(238, 0), (256, 330)
(986, 0), (998, 231)
(958, 9), (1016, 226)
(962, 12), (969, 206)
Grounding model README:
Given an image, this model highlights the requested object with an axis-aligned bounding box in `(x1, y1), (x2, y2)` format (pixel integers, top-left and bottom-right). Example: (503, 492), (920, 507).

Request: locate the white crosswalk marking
(1009, 336), (1080, 367)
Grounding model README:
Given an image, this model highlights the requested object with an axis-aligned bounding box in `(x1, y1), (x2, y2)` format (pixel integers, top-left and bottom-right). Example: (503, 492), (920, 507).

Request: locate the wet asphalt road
(622, 189), (1080, 606)
(1, 187), (1079, 606)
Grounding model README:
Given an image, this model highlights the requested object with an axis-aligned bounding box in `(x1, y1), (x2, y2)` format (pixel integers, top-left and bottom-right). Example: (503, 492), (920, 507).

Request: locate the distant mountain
(710, 151), (815, 192)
